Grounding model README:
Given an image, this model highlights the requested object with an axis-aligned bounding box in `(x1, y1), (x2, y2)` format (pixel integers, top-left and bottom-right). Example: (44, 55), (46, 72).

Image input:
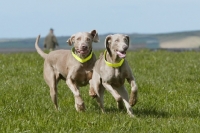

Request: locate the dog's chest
(103, 68), (125, 85)
(113, 68), (121, 78)
(72, 68), (92, 86)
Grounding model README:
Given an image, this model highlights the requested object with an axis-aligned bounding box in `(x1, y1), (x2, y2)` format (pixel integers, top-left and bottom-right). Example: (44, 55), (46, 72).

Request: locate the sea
(0, 36), (105, 53)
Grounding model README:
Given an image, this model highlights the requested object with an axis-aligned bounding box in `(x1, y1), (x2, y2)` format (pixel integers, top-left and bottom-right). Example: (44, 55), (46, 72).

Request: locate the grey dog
(35, 30), (99, 111)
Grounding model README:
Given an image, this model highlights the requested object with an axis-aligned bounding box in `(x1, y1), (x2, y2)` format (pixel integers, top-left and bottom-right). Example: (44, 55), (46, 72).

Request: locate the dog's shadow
(90, 99), (170, 118)
(134, 108), (170, 118)
(93, 104), (170, 118)
(90, 100), (198, 118)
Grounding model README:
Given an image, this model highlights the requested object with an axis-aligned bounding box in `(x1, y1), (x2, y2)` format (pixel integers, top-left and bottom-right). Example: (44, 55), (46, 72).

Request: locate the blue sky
(0, 0), (200, 38)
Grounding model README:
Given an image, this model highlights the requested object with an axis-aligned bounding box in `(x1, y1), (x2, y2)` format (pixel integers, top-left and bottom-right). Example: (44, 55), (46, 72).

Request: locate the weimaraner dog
(89, 34), (138, 117)
(35, 30), (99, 111)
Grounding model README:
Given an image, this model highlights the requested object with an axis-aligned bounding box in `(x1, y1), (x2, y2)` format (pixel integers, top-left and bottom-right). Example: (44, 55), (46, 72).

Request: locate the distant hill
(151, 30), (200, 48)
(0, 30), (200, 52)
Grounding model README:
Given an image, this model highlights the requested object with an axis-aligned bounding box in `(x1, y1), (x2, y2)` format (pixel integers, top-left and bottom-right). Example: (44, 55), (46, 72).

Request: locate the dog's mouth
(116, 50), (126, 58)
(76, 46), (91, 55)
(77, 49), (89, 54)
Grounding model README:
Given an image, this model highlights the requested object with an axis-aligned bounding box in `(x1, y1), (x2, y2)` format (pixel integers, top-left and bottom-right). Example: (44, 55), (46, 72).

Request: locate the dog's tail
(35, 35), (47, 59)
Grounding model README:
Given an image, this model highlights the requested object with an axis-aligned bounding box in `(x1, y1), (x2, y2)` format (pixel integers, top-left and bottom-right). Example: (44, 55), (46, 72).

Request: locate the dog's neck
(104, 50), (124, 68)
(71, 47), (93, 63)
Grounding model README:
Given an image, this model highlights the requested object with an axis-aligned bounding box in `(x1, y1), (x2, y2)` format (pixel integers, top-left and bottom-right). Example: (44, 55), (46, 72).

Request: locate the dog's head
(105, 34), (129, 59)
(67, 30), (99, 58)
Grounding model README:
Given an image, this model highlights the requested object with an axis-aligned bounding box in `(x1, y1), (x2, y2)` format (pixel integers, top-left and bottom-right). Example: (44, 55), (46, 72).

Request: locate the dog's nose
(81, 45), (88, 50)
(123, 45), (128, 51)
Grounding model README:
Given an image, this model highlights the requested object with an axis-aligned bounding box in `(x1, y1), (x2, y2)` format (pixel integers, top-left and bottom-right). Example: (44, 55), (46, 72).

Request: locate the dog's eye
(115, 39), (119, 42)
(86, 38), (91, 42)
(124, 39), (128, 43)
(77, 37), (81, 41)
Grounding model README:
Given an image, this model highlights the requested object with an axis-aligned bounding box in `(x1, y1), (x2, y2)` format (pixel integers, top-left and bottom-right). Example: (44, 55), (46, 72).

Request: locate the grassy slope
(0, 50), (200, 132)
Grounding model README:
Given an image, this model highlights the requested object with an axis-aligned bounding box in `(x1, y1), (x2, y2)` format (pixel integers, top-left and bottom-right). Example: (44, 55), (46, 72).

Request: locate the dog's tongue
(117, 51), (126, 58)
(78, 50), (88, 54)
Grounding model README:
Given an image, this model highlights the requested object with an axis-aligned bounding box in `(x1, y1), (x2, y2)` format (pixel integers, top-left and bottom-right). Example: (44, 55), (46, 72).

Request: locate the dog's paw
(129, 91), (137, 106)
(129, 99), (137, 107)
(89, 88), (97, 98)
(75, 102), (85, 112)
(129, 114), (135, 118)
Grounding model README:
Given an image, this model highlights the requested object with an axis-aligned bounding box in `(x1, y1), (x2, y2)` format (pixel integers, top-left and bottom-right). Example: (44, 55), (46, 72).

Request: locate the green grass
(0, 50), (200, 132)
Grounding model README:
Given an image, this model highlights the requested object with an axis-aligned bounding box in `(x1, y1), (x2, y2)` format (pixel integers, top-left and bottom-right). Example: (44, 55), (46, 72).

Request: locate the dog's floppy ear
(125, 35), (130, 46)
(66, 34), (75, 46)
(105, 35), (112, 56)
(90, 30), (99, 43)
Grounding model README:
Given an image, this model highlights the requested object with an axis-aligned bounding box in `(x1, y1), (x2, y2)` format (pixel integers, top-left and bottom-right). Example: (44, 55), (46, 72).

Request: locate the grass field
(0, 50), (200, 132)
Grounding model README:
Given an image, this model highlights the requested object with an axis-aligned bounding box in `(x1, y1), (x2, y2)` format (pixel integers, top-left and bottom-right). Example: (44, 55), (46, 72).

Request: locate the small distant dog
(35, 30), (99, 111)
(89, 34), (138, 117)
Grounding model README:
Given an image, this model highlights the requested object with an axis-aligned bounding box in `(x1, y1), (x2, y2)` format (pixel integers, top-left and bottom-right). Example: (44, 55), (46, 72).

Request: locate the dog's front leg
(66, 79), (85, 112)
(128, 78), (138, 106)
(102, 82), (122, 102)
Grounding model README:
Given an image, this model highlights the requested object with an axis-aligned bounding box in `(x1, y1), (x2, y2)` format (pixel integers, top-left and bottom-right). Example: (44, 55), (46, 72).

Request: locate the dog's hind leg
(95, 84), (105, 113)
(44, 63), (59, 110)
(117, 86), (134, 117)
(90, 77), (105, 113)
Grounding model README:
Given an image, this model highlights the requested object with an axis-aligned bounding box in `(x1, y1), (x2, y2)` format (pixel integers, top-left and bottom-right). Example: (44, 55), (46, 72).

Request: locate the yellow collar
(71, 47), (93, 63)
(104, 50), (124, 68)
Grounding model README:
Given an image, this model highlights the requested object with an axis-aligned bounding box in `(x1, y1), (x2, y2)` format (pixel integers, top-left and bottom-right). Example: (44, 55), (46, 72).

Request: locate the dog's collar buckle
(104, 50), (124, 68)
(71, 47), (93, 63)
